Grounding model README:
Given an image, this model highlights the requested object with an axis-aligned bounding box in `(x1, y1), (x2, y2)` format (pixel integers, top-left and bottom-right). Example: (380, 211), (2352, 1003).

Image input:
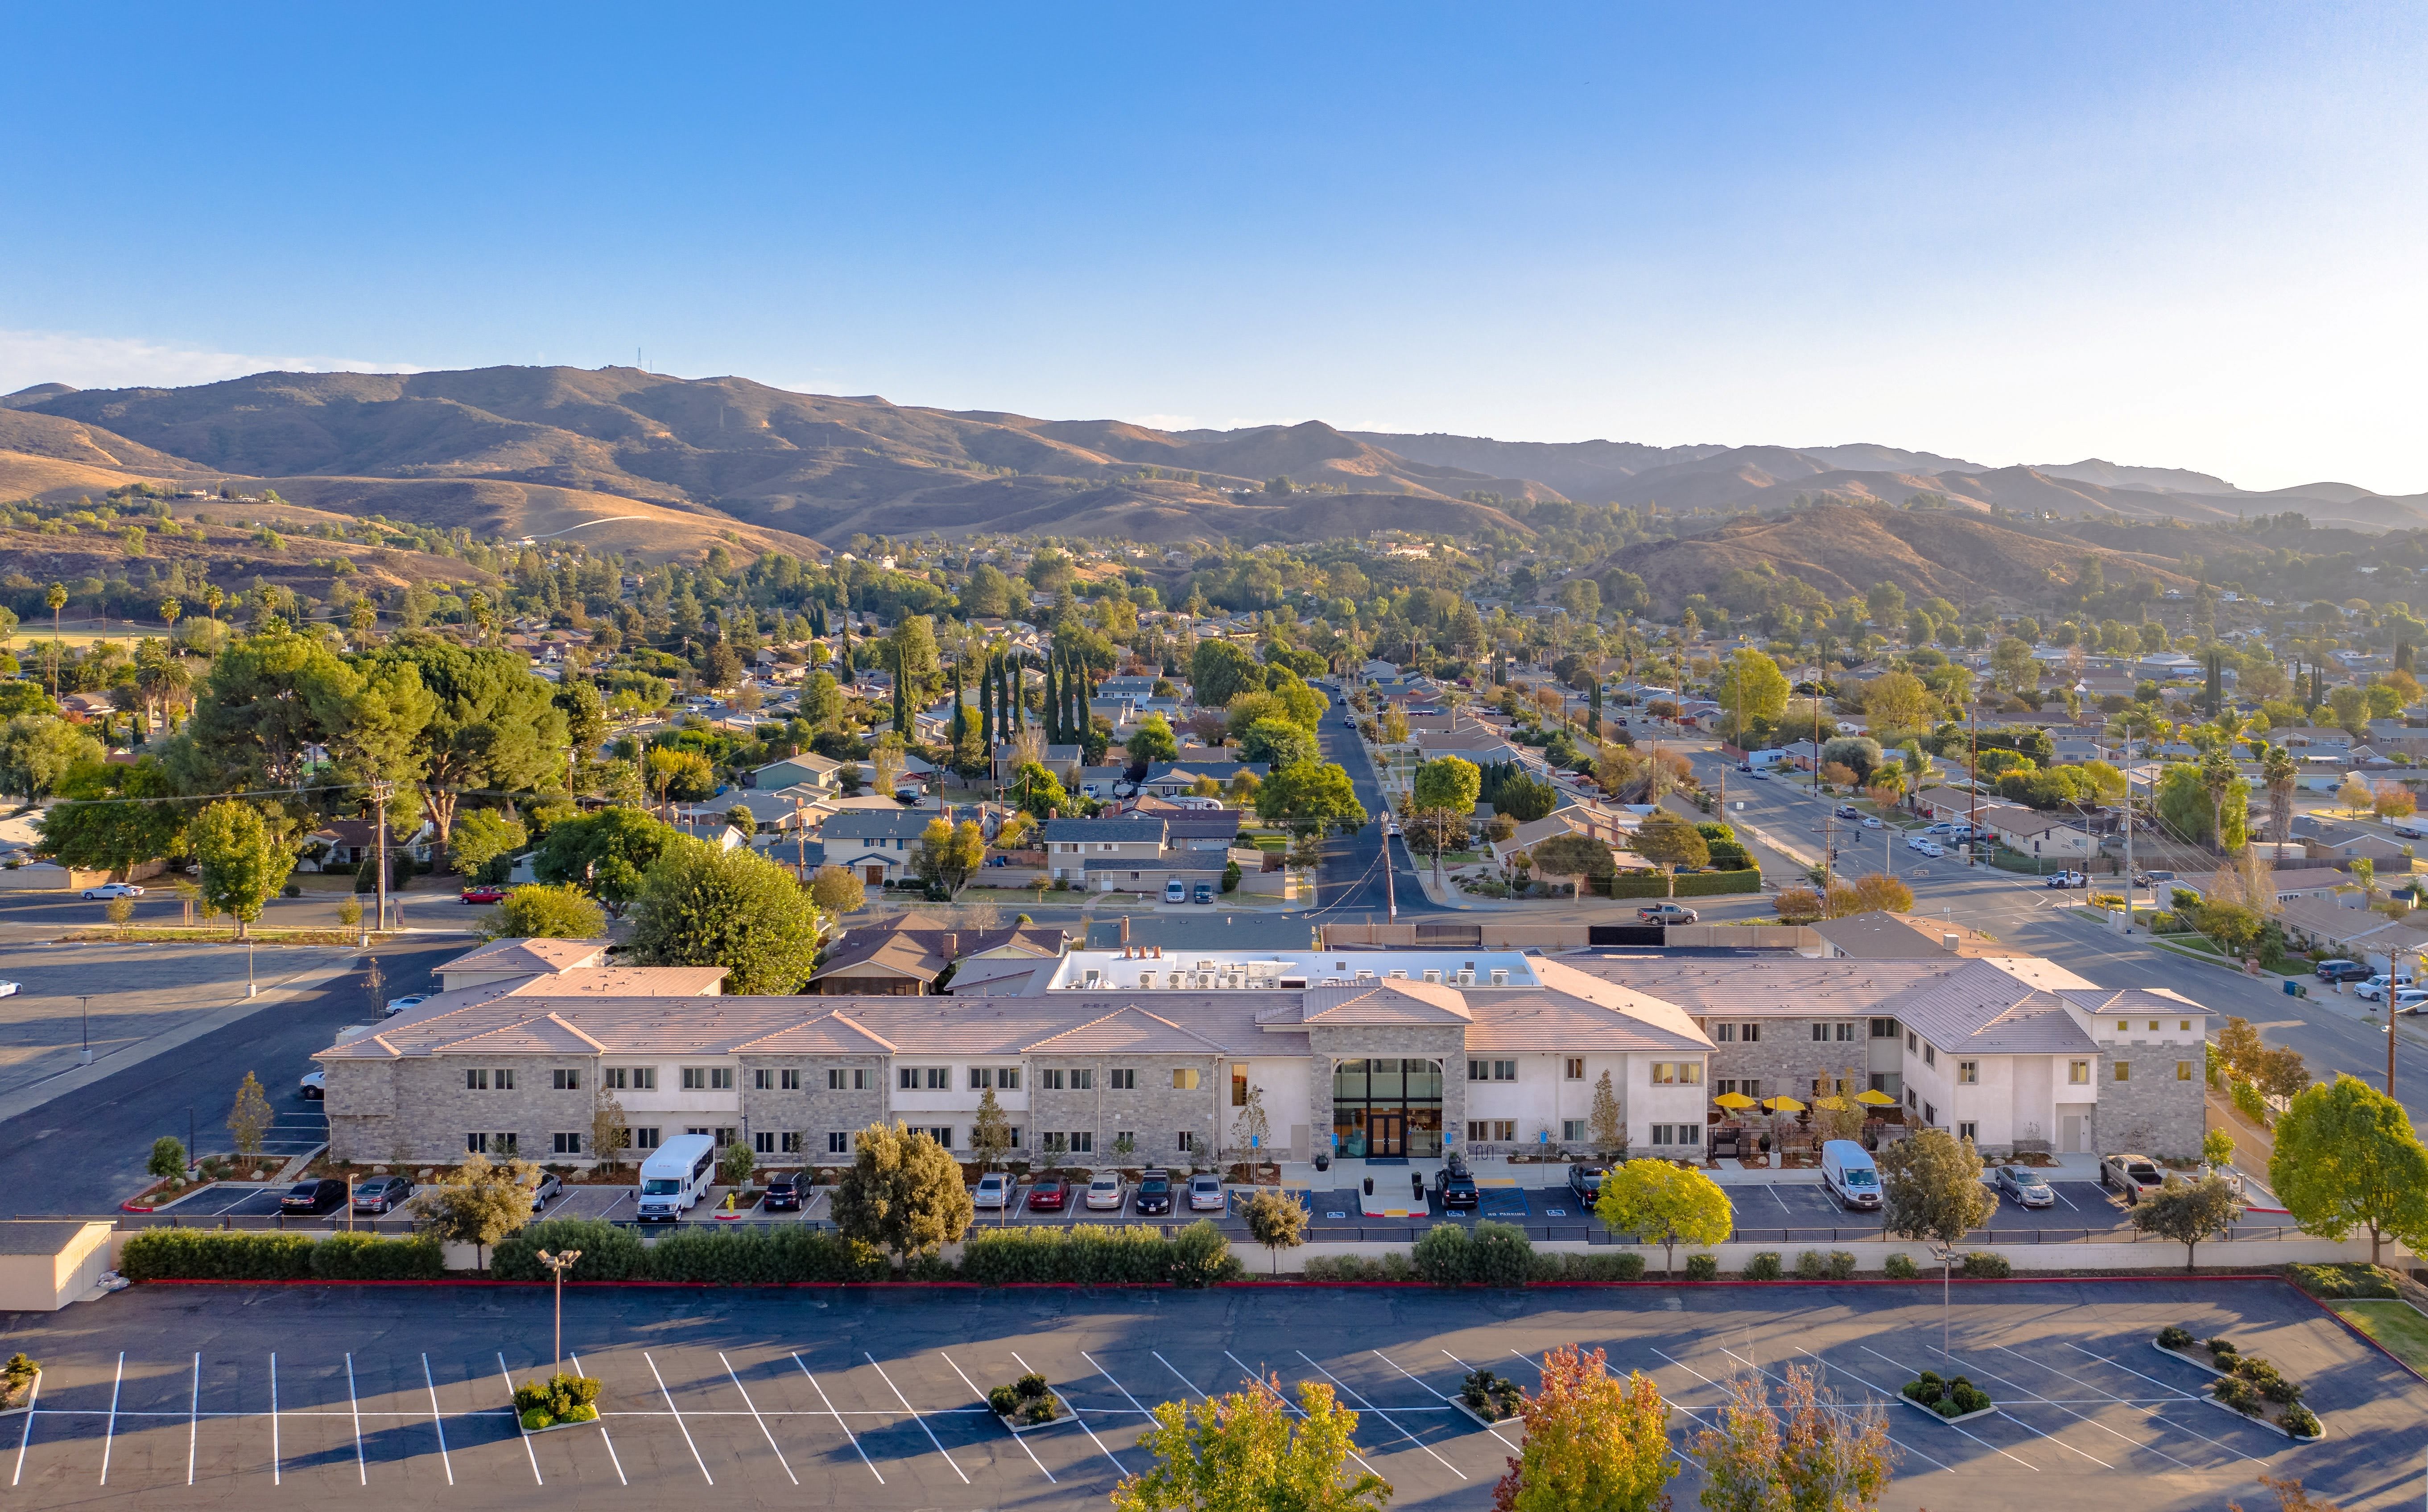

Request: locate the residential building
(819, 809), (944, 886)
(807, 913), (1068, 996)
(1803, 911), (2029, 960)
(992, 743), (1084, 785)
(1041, 815), (1237, 894)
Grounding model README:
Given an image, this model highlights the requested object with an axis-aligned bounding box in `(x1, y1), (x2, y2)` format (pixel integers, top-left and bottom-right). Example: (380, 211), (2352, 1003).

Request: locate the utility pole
(372, 780), (390, 937)
(1966, 698), (1981, 868)
(1384, 822), (1398, 920)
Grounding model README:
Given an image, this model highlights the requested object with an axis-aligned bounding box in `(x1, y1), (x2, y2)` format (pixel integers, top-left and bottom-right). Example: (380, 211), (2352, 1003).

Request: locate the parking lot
(0, 1277), (2409, 1510)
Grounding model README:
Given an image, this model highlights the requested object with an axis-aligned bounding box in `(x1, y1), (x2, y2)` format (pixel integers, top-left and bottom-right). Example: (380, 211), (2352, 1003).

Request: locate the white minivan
(636, 1134), (718, 1222)
(1820, 1139), (1882, 1211)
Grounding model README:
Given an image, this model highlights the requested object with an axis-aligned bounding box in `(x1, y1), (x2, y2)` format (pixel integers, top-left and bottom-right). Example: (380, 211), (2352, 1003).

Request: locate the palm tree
(42, 582), (65, 697)
(2262, 744), (2300, 844)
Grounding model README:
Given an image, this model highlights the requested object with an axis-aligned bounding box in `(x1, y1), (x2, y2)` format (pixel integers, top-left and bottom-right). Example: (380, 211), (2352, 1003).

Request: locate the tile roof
(1023, 1006), (1228, 1054)
(1295, 981), (1474, 1025)
(819, 809), (942, 842)
(504, 967), (726, 996)
(439, 938), (612, 976)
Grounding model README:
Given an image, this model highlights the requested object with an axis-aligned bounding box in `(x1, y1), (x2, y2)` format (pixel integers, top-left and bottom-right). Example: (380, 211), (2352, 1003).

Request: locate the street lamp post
(536, 1248), (582, 1376)
(78, 996), (91, 1066)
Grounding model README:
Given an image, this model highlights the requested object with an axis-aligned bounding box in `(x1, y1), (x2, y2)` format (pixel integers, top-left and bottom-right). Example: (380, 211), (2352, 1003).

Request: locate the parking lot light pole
(247, 942), (257, 998)
(77, 997), (91, 1066)
(537, 1248), (581, 1376)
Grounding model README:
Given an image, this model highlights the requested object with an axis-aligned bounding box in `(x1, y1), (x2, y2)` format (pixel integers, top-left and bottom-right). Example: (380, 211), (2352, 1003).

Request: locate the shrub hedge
(491, 1219), (648, 1282)
(1883, 1253), (1918, 1279)
(1604, 869), (1764, 899)
(1411, 1221), (1535, 1286)
(2288, 1262), (2400, 1299)
(1742, 1251), (1783, 1281)
(122, 1230), (316, 1281)
(1961, 1251), (2012, 1278)
(1302, 1253), (1416, 1282)
(1684, 1254), (1720, 1281)
(310, 1232), (445, 1281)
(958, 1222), (1241, 1287)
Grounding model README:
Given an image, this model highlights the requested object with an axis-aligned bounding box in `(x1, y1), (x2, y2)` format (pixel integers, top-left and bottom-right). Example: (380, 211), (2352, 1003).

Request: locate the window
(1714, 1024), (1736, 1043)
(1922, 1103), (1936, 1125)
(1169, 1069), (1195, 1091)
(1904, 1089), (1916, 1111)
(2069, 1059), (2090, 1085)
(1109, 1069), (1135, 1090)
(632, 1127), (661, 1150)
(827, 1132), (850, 1154)
(1464, 1120), (1516, 1141)
(1811, 1023), (1828, 1042)
(1232, 1069), (1248, 1107)
(1562, 1118), (1588, 1142)
(1716, 1079), (1739, 1097)
(1650, 1124), (1701, 1147)
(1834, 1023), (1856, 1042)
(1650, 1062), (1701, 1085)
(1069, 1069), (1094, 1091)
(1922, 1044), (1936, 1067)
(1740, 1023), (1760, 1043)
(713, 1069), (735, 1090)
(466, 1070), (489, 1091)
(2177, 1060), (2193, 1081)
(1906, 1030), (1918, 1052)
(552, 1069), (581, 1091)
(495, 1070), (516, 1091)
(552, 1132), (582, 1155)
(1958, 1121), (1977, 1142)
(1957, 1061), (1978, 1085)
(1870, 1018), (1898, 1038)
(466, 1132), (487, 1153)
(2114, 1062), (2131, 1082)
(828, 1069), (848, 1090)
(1042, 1132), (1066, 1153)
(970, 1067), (992, 1090)
(1564, 1058), (1585, 1081)
(2116, 1019), (2128, 1031)
(783, 1069), (802, 1091)
(756, 1070), (775, 1091)
(683, 1067), (708, 1090)
(713, 1126), (737, 1146)
(2147, 1020), (2159, 1032)
(2179, 1020), (2191, 1032)
(606, 1067), (655, 1091)
(1176, 1131), (1198, 1154)
(996, 1068), (1021, 1090)
(755, 1131), (777, 1154)
(1038, 1069), (1064, 1091)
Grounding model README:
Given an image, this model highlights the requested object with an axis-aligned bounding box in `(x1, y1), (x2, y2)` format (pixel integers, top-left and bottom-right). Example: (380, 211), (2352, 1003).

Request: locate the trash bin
(2283, 979), (2306, 998)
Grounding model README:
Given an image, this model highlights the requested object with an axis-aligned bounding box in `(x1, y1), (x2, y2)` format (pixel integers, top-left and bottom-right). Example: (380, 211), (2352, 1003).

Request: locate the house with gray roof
(819, 807), (946, 886)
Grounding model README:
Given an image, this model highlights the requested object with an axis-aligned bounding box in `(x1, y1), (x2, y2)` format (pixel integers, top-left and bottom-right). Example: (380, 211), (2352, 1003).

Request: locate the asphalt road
(0, 887), (489, 944)
(1310, 696), (1453, 918)
(0, 1279), (2397, 1511)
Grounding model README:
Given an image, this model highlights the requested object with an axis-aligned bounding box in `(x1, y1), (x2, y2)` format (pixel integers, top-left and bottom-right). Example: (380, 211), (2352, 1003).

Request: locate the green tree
(1877, 1127), (1996, 1352)
(1711, 648), (1790, 739)
(148, 1135), (187, 1181)
(831, 1121), (974, 1268)
(885, 614), (941, 702)
(369, 639), (567, 856)
(1240, 718), (1317, 768)
(627, 840), (823, 993)
(1990, 635), (2039, 694)
(418, 1151), (540, 1271)
(0, 715), (103, 801)
(490, 884), (607, 939)
(1008, 760), (1071, 819)
(1631, 810), (1710, 895)
(193, 800), (295, 939)
(913, 817), (987, 897)
(2270, 1074), (2428, 1264)
(532, 807), (680, 909)
(227, 1071), (274, 1159)
(1412, 754), (1482, 817)
(1595, 1158), (1731, 1277)
(645, 746), (717, 804)
(1240, 1188), (1308, 1276)
(38, 756), (184, 876)
(2156, 761), (2248, 850)
(1589, 1070), (1625, 1159)
(1254, 760), (1368, 835)
(2129, 1173), (2246, 1271)
(1189, 639), (1264, 708)
(970, 1087), (1013, 1174)
(171, 622), (388, 794)
(1124, 713), (1179, 767)
(2203, 1127), (2236, 1171)
(1532, 831), (1616, 895)
(719, 1140), (757, 1189)
(1493, 1343), (1677, 1512)
(809, 863), (866, 917)
(448, 808), (529, 880)
(1113, 1377), (1387, 1512)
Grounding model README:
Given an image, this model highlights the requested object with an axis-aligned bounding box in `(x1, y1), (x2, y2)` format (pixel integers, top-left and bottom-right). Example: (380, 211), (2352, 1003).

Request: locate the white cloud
(0, 328), (414, 397)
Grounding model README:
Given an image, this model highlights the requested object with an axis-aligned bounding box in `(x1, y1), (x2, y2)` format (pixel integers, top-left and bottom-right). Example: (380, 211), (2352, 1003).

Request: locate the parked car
(383, 995), (428, 1017)
(1749, 768), (1771, 781)
(2098, 1153), (2167, 1204)
(281, 1178), (347, 1215)
(1164, 878), (1187, 903)
(298, 1069), (324, 1100)
(80, 883), (143, 900)
(1438, 1161), (1478, 1210)
(2395, 988), (2428, 1016)
(1991, 1165), (2055, 1208)
(351, 1175), (413, 1214)
(458, 885), (507, 904)
(2044, 870), (2088, 887)
(2357, 972), (2418, 1001)
(762, 1172), (805, 1211)
(1905, 834), (1932, 851)
(1193, 881), (1214, 904)
(1637, 903), (1699, 924)
(1820, 1140), (1881, 1211)
(1084, 1173), (1124, 1210)
(1134, 1169), (1173, 1215)
(1565, 1164), (1606, 1202)
(0, 981), (17, 998)
(973, 1173), (1013, 1210)
(1026, 1178), (1069, 1212)
(529, 1172), (563, 1212)
(1188, 1173), (1225, 1212)
(1923, 822), (1957, 835)
(2315, 959), (2373, 983)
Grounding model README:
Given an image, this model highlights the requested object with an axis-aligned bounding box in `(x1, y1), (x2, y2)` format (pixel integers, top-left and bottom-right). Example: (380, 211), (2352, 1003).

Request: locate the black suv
(1437, 1156), (1478, 1211)
(281, 1178), (347, 1215)
(2316, 959), (2372, 983)
(1133, 1169), (1173, 1216)
(762, 1173), (804, 1211)
(1566, 1165), (1607, 1203)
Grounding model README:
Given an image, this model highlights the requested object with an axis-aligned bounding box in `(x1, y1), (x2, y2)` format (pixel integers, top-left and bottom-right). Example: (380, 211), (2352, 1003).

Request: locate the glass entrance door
(1369, 1112), (1405, 1158)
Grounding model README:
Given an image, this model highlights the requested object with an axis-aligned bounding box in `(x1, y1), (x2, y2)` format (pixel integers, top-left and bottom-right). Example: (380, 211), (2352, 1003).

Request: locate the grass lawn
(2335, 1299), (2428, 1375)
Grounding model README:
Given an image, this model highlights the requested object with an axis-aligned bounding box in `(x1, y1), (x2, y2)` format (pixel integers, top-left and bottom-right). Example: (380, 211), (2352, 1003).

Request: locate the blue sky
(6, 4), (2425, 492)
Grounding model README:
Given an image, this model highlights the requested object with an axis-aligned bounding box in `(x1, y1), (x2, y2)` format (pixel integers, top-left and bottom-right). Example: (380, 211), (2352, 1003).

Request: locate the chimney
(1120, 914), (1131, 948)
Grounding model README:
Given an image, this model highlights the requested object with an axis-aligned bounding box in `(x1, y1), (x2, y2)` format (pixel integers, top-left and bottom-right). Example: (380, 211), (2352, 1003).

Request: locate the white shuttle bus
(636, 1134), (718, 1222)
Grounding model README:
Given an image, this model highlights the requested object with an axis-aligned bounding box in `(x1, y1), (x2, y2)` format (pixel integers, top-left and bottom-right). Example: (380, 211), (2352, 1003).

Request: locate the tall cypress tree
(950, 657), (966, 745)
(892, 669), (908, 736)
(1012, 659), (1025, 733)
(979, 658), (996, 751)
(1044, 657), (1062, 744)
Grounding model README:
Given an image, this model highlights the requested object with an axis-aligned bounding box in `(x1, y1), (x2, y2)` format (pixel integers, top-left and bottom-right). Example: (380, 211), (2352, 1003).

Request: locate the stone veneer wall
(1306, 1027), (1469, 1153)
(2091, 1040), (2205, 1160)
(1701, 1020), (1883, 1103)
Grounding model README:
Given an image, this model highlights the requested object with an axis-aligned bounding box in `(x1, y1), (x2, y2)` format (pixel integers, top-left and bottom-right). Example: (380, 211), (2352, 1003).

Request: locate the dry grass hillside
(1606, 502), (2201, 611)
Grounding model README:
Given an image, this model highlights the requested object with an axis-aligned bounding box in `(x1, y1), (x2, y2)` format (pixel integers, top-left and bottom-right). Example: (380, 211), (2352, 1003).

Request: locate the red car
(1025, 1178), (1068, 1212)
(459, 885), (507, 904)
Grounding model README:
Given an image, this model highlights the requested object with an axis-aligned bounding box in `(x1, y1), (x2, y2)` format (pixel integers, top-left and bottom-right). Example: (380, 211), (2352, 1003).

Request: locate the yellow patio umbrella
(1854, 1088), (1897, 1107)
(1761, 1095), (1806, 1113)
(1811, 1095), (1850, 1111)
(1711, 1091), (1758, 1111)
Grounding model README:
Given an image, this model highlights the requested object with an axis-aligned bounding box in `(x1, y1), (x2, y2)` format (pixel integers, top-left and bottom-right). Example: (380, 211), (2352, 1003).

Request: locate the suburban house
(992, 743), (1084, 785)
(806, 913), (1068, 995)
(1042, 815), (1236, 894)
(1802, 910), (2029, 960)
(818, 808), (946, 886)
(1135, 760), (1269, 797)
(2267, 868), (2357, 904)
(744, 754), (846, 794)
(1973, 803), (2099, 861)
(2304, 830), (2410, 866)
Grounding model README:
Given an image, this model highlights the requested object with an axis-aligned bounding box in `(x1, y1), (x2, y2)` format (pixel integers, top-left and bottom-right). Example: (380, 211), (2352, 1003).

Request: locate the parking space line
(2038, 1346), (2266, 1467)
(2050, 1185), (2079, 1211)
(9, 1368), (36, 1487)
(1924, 1350), (2113, 1467)
(2059, 1343), (2197, 1400)
(1375, 1350), (1518, 1451)
(1721, 1348), (1960, 1475)
(186, 1353), (200, 1485)
(1012, 1350), (1127, 1476)
(563, 1352), (625, 1485)
(718, 1352), (797, 1485)
(940, 1351), (1054, 1484)
(865, 1351), (970, 1484)
(642, 1352), (715, 1484)
(344, 1352), (369, 1483)
(1152, 1351), (1208, 1400)
(419, 1354), (454, 1486)
(1984, 1346), (2222, 1469)
(1603, 1348), (1747, 1442)
(1226, 1350), (1382, 1481)
(791, 1355), (883, 1483)
(1846, 1347), (2036, 1471)
(269, 1354), (281, 1485)
(97, 1351), (122, 1485)
(1766, 1186), (1792, 1214)
(1296, 1351), (1463, 1478)
(497, 1354), (542, 1485)
(1082, 1351), (1156, 1421)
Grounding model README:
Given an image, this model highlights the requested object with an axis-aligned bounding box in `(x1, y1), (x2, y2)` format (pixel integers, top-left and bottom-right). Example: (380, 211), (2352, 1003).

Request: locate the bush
(491, 1219), (647, 1282)
(643, 1226), (891, 1284)
(1883, 1252), (1918, 1280)
(1467, 1222), (1533, 1287)
(1827, 1250), (1857, 1279)
(959, 1223), (1241, 1286)
(2206, 1336), (2240, 1363)
(1743, 1251), (1783, 1281)
(1412, 1223), (1472, 1285)
(2232, 1078), (2270, 1127)
(512, 1372), (601, 1429)
(2289, 1262), (2400, 1298)
(309, 1232), (445, 1280)
(1684, 1254), (1719, 1281)
(2282, 1402), (2322, 1438)
(2213, 1376), (2263, 1415)
(904, 1249), (959, 1282)
(1301, 1253), (1416, 1282)
(1904, 1372), (1990, 1415)
(1961, 1251), (2011, 1278)
(2157, 1325), (2195, 1350)
(1525, 1251), (1646, 1283)
(1461, 1370), (1524, 1421)
(120, 1230), (315, 1282)
(2233, 1355), (2301, 1404)
(1795, 1249), (1828, 1279)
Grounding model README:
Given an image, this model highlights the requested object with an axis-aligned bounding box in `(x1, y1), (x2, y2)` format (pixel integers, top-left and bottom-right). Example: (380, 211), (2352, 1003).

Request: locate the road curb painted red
(2298, 1287), (2428, 1386)
(125, 1272), (2293, 1290)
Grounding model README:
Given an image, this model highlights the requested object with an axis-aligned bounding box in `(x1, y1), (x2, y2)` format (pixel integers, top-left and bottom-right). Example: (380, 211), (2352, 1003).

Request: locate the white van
(1820, 1139), (1881, 1211)
(636, 1134), (718, 1223)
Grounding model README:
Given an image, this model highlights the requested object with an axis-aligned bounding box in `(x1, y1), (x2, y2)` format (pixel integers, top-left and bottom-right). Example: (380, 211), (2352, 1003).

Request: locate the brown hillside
(1606, 503), (2199, 611)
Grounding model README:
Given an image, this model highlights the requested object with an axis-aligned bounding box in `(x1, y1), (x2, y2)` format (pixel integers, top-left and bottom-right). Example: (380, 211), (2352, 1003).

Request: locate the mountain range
(1, 365), (2420, 563)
